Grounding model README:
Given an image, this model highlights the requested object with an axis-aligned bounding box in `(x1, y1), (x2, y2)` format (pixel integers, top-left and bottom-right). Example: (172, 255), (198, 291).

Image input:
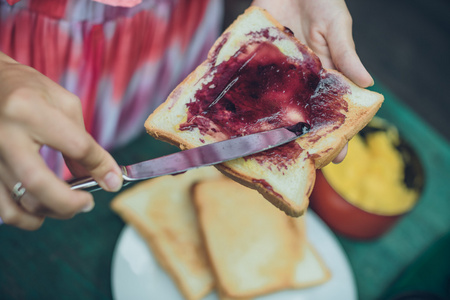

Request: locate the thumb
(63, 135), (123, 192)
(326, 16), (374, 88)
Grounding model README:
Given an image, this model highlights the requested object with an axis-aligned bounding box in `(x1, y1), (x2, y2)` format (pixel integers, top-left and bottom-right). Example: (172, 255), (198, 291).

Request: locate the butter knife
(68, 122), (310, 192)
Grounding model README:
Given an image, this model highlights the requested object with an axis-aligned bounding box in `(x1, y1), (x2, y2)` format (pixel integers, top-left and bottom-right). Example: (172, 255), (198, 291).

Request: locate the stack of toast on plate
(111, 168), (330, 300)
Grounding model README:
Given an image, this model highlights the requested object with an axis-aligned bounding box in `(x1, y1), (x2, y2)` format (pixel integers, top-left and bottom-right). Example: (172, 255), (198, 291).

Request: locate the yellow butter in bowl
(322, 128), (418, 216)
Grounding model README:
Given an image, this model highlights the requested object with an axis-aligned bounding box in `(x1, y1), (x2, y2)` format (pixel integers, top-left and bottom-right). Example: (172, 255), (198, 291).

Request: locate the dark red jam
(179, 34), (350, 169)
(252, 179), (283, 200)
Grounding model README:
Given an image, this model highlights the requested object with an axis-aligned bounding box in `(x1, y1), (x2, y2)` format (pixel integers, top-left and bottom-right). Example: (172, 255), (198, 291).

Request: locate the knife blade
(68, 122), (310, 192)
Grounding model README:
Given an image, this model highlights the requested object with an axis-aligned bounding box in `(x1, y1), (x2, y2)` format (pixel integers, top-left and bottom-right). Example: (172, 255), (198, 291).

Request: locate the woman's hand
(0, 53), (123, 230)
(251, 0), (374, 162)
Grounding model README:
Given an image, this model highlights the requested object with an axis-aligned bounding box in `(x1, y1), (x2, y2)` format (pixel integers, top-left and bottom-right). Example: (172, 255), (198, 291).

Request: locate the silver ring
(11, 182), (26, 203)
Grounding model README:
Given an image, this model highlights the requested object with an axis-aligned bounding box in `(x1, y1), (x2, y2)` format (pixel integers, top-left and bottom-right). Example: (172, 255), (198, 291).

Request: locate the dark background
(224, 0), (450, 141)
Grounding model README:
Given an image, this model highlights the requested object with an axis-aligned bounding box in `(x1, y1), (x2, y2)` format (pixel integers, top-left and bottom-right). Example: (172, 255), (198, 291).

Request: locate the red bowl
(309, 121), (425, 240)
(310, 170), (405, 240)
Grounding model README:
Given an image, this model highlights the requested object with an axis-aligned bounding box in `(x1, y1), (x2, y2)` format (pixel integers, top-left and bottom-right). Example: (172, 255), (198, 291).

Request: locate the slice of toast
(110, 168), (222, 300)
(192, 177), (330, 299)
(145, 7), (383, 218)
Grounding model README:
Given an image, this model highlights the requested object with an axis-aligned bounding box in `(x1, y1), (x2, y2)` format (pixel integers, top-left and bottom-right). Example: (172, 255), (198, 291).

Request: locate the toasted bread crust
(111, 173), (217, 300)
(191, 178), (331, 298)
(191, 178), (301, 298)
(214, 162), (312, 218)
(111, 183), (204, 300)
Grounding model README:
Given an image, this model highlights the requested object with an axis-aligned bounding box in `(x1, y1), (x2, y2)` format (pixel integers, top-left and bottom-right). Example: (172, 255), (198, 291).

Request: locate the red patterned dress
(0, 0), (223, 178)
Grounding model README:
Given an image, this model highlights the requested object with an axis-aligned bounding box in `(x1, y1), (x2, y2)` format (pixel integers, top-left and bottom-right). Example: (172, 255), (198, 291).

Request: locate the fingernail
(80, 201), (95, 213)
(103, 171), (122, 192)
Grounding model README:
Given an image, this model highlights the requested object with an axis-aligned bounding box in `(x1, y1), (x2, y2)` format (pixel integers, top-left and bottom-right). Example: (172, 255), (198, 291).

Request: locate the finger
(299, 21), (336, 70)
(13, 99), (123, 192)
(325, 13), (374, 88)
(6, 62), (86, 127)
(332, 143), (348, 164)
(18, 187), (94, 219)
(0, 137), (96, 218)
(14, 183), (91, 220)
(0, 182), (45, 231)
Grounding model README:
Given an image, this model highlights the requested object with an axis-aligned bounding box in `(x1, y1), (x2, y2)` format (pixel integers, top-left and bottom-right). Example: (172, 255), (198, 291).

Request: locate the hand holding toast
(251, 0), (374, 163)
(251, 0), (374, 88)
(0, 53), (122, 230)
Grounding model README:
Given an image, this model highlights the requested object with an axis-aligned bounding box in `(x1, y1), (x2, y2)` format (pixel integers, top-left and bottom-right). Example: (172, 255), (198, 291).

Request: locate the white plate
(111, 210), (357, 300)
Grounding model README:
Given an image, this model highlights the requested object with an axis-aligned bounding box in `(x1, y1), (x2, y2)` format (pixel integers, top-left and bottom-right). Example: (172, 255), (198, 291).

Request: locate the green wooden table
(1, 84), (449, 300)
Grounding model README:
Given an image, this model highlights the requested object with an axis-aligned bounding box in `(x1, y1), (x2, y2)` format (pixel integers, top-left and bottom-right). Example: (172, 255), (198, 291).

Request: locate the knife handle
(67, 176), (130, 193)
(67, 176), (103, 193)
